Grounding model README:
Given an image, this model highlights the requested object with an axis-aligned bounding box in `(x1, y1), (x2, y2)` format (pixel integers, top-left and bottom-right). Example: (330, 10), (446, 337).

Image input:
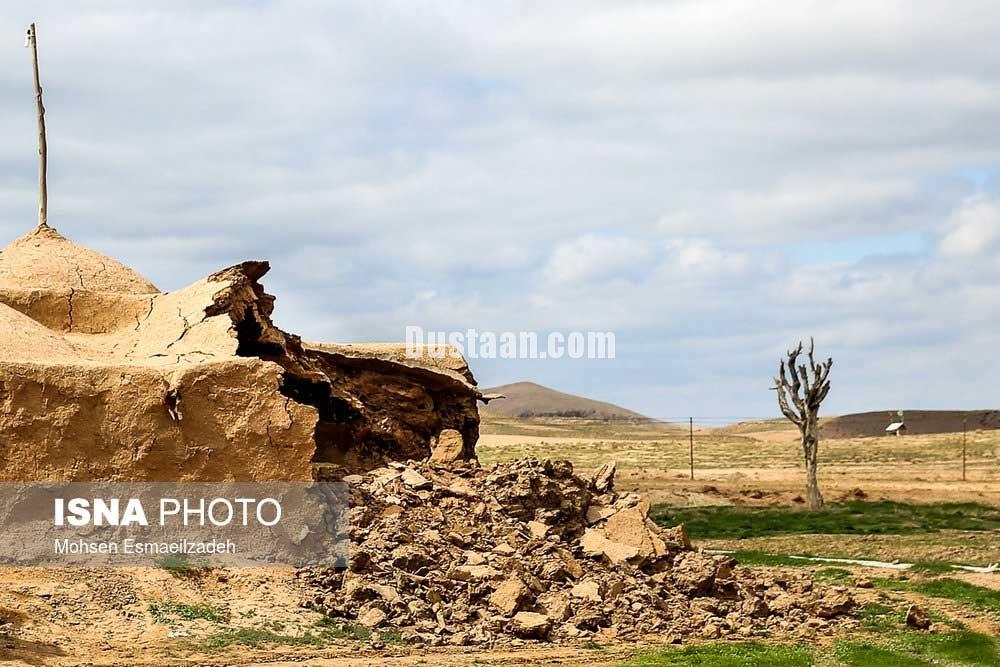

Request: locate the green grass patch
(192, 618), (405, 651)
(651, 501), (1000, 540)
(872, 577), (1000, 617)
(315, 617), (376, 641)
(149, 601), (227, 625)
(856, 602), (900, 632)
(315, 617), (405, 644)
(908, 561), (959, 575)
(834, 642), (934, 666)
(156, 555), (207, 578)
(195, 627), (328, 650)
(620, 632), (1000, 666)
(914, 631), (1000, 665)
(813, 567), (853, 583)
(623, 642), (812, 666)
(726, 551), (967, 584)
(917, 579), (1000, 616)
(842, 631), (1000, 666)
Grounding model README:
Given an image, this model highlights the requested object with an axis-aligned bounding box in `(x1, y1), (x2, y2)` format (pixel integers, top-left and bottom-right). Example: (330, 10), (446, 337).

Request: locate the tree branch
(774, 339), (833, 426)
(773, 338), (831, 510)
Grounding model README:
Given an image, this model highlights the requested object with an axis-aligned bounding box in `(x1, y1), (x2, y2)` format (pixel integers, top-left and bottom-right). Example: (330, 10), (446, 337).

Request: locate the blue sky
(1, 2), (999, 420)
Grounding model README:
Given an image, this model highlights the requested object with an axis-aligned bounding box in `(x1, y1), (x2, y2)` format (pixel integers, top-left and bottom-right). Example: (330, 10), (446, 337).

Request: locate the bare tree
(773, 338), (832, 509)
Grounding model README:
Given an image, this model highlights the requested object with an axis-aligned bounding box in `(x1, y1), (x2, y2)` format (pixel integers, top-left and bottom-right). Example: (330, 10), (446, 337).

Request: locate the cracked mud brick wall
(0, 246), (483, 482)
(0, 360), (319, 482)
(0, 288), (155, 334)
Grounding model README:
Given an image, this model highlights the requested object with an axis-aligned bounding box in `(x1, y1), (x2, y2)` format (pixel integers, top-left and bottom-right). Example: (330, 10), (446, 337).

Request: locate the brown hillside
(821, 410), (1000, 438)
(481, 381), (648, 420)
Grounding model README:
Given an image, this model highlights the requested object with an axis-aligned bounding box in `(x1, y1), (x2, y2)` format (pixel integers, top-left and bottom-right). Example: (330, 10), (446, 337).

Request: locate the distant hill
(821, 410), (1000, 439)
(480, 381), (648, 421)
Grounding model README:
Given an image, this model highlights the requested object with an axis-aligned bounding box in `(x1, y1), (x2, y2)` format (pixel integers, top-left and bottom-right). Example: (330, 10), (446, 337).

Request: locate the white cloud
(939, 196), (1000, 257)
(661, 239), (751, 278)
(659, 177), (920, 241)
(542, 235), (652, 285)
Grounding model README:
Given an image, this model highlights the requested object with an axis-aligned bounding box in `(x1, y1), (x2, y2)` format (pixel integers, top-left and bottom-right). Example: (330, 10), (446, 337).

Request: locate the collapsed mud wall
(302, 348), (481, 470)
(208, 262), (483, 473)
(0, 228), (484, 482)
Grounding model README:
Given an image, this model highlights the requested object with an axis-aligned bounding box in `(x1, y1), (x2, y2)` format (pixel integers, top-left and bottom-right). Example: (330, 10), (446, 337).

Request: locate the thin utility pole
(689, 417), (694, 480)
(26, 23), (48, 228)
(962, 417), (967, 482)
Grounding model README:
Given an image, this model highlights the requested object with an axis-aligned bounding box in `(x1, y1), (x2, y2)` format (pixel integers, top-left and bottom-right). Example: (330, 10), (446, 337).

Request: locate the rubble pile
(301, 458), (855, 645)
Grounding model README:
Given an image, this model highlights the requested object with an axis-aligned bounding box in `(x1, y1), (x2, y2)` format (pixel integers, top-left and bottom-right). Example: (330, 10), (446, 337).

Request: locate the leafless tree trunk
(27, 23), (48, 228)
(773, 338), (832, 509)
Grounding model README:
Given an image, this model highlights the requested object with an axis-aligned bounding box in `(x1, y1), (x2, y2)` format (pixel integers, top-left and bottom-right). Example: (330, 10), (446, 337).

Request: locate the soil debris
(300, 457), (855, 645)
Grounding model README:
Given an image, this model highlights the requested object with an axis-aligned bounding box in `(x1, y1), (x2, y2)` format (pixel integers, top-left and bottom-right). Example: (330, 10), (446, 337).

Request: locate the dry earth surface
(478, 415), (1000, 508)
(0, 566), (633, 666)
(3, 414), (998, 666)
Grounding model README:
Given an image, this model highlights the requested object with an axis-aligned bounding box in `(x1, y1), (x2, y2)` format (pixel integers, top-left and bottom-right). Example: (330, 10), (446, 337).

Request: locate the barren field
(479, 415), (1000, 507)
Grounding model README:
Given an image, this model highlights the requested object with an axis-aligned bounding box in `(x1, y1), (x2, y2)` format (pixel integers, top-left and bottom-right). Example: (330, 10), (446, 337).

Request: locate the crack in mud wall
(229, 303), (362, 466)
(218, 266), (481, 472)
(279, 374), (361, 465)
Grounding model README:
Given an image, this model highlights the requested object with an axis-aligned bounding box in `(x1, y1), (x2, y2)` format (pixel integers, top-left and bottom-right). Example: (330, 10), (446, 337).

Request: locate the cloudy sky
(1, 2), (998, 421)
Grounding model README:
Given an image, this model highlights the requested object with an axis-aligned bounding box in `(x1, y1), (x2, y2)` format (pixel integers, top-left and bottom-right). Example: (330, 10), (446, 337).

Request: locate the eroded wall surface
(0, 230), (483, 481)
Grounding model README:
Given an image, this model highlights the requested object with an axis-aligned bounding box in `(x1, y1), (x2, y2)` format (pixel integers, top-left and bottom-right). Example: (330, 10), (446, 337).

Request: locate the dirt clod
(906, 603), (932, 630)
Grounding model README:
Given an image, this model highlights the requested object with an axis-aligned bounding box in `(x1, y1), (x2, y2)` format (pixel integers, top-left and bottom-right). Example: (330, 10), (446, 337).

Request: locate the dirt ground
(621, 463), (1000, 508)
(0, 566), (637, 666)
(3, 416), (998, 666)
(479, 415), (1000, 508)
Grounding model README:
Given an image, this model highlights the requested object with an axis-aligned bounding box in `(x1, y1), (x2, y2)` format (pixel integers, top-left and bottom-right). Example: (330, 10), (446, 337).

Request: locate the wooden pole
(689, 417), (694, 480)
(27, 23), (48, 228)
